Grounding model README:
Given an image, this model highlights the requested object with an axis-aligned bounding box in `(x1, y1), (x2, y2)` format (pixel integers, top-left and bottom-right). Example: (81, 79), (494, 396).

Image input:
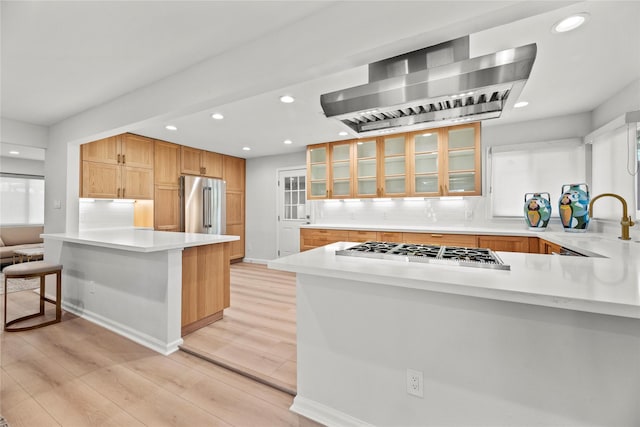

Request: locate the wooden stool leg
(39, 274), (46, 315)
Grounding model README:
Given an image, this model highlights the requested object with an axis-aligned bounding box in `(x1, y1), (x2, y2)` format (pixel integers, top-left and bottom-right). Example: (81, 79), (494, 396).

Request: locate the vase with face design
(524, 192), (551, 230)
(558, 183), (590, 232)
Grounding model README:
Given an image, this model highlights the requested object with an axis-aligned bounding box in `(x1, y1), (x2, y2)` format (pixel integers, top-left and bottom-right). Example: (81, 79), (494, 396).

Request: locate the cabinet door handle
(122, 188), (125, 198)
(326, 189), (329, 197)
(117, 154), (121, 164)
(117, 188), (121, 198)
(122, 154), (125, 164)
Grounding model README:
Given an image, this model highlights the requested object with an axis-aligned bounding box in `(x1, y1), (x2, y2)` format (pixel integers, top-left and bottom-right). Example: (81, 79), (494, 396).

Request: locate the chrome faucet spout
(588, 193), (636, 240)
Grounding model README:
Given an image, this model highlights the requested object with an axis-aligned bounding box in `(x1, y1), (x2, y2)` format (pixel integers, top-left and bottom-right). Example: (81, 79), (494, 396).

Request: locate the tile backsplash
(79, 199), (135, 230)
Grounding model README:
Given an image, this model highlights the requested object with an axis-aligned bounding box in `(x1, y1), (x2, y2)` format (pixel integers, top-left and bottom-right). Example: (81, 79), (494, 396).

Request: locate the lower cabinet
(403, 232), (477, 247)
(181, 242), (230, 336)
(300, 228), (349, 251)
(539, 239), (562, 254)
(227, 223), (245, 261)
(477, 235), (538, 253)
(300, 227), (553, 254)
(154, 185), (180, 231)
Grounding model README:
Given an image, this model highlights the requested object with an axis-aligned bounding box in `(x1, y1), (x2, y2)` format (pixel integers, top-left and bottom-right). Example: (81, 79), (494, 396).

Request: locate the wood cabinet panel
(226, 191), (244, 226)
(377, 231), (403, 242)
(81, 136), (120, 165)
(477, 235), (535, 253)
(180, 146), (202, 175)
(181, 243), (230, 335)
(227, 224), (245, 261)
(539, 238), (561, 254)
(348, 230), (377, 242)
(122, 166), (154, 199)
(154, 185), (180, 231)
(403, 232), (478, 247)
(202, 151), (223, 178)
(154, 140), (180, 186)
(121, 134), (154, 169)
(223, 155), (245, 192)
(82, 161), (120, 198)
(300, 228), (349, 251)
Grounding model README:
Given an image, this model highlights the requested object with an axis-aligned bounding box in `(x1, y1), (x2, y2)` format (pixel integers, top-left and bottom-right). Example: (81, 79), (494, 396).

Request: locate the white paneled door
(277, 168), (307, 258)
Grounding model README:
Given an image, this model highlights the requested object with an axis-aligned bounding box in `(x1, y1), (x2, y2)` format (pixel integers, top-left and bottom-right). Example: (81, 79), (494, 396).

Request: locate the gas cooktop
(335, 241), (510, 270)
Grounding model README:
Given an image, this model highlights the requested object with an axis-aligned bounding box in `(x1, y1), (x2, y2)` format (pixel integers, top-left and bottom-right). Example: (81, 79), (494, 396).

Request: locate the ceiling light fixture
(242, 147), (251, 151)
(165, 125), (177, 131)
(552, 13), (589, 33)
(514, 101), (529, 108)
(9, 150), (20, 155)
(211, 113), (224, 120)
(283, 139), (293, 145)
(280, 95), (295, 103)
(338, 131), (348, 136)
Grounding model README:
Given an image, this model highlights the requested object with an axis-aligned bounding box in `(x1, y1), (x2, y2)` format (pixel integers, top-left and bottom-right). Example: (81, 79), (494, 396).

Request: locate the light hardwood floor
(181, 262), (297, 394)
(0, 268), (318, 427)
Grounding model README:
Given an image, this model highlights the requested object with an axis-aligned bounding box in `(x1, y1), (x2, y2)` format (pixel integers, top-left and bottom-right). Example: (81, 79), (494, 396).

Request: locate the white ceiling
(2, 1), (639, 160)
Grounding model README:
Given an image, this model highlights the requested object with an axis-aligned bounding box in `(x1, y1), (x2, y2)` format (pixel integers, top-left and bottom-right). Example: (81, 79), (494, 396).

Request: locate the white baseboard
(290, 396), (373, 427)
(62, 301), (182, 355)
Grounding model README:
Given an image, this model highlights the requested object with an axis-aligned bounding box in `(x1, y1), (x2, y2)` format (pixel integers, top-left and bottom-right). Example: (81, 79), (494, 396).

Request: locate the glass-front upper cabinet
(380, 135), (408, 196)
(331, 142), (353, 198)
(307, 143), (329, 199)
(354, 139), (378, 197)
(410, 131), (441, 196)
(444, 122), (481, 196)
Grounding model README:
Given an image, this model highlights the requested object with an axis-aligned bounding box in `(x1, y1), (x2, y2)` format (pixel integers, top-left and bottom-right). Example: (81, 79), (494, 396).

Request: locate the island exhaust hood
(320, 36), (537, 137)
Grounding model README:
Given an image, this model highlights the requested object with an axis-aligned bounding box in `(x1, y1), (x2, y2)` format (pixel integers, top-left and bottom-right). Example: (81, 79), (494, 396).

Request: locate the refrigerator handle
(179, 176), (185, 232)
(203, 187), (212, 228)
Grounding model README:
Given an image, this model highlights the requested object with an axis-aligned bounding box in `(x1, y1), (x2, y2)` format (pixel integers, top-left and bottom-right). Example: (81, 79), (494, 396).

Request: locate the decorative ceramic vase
(558, 183), (590, 232)
(524, 192), (551, 230)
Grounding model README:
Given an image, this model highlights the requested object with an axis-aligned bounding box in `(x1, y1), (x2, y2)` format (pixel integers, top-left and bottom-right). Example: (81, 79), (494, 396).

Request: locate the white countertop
(269, 230), (640, 319)
(42, 228), (239, 252)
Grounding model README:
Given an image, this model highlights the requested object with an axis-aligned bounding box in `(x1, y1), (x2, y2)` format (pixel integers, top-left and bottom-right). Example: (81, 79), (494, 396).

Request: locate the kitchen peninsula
(42, 228), (239, 355)
(269, 229), (640, 426)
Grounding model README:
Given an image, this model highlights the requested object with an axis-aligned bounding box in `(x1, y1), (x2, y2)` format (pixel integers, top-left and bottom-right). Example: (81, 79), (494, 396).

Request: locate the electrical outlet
(406, 369), (423, 398)
(88, 280), (96, 294)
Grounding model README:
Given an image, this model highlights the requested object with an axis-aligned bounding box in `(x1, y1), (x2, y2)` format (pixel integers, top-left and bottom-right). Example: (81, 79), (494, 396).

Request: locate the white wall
(0, 117), (48, 149)
(0, 156), (45, 175)
(245, 150), (306, 262)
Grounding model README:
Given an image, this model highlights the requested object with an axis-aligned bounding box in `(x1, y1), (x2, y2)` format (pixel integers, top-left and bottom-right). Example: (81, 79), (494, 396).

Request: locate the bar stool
(3, 261), (63, 331)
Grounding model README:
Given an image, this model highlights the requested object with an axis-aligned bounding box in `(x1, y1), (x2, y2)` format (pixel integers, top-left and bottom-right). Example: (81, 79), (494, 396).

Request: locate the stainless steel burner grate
(336, 241), (510, 270)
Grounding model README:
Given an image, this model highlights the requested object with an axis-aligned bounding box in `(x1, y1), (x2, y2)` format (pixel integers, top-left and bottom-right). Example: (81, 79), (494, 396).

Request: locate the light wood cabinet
(180, 146), (223, 178)
(377, 231), (403, 242)
(300, 228), (349, 251)
(403, 232), (478, 247)
(348, 230), (377, 242)
(223, 155), (246, 260)
(154, 185), (180, 231)
(181, 242), (231, 336)
(539, 238), (562, 254)
(307, 143), (330, 199)
(80, 133), (154, 199)
(477, 235), (537, 253)
(307, 122), (481, 199)
(154, 141), (180, 186)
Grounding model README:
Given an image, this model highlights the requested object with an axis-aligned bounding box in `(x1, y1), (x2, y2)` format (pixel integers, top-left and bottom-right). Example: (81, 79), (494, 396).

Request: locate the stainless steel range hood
(320, 36), (537, 137)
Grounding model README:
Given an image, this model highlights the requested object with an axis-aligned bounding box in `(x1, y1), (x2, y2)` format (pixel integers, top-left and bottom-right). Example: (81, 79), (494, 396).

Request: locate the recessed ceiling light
(283, 139), (293, 145)
(552, 13), (589, 33)
(514, 101), (529, 108)
(242, 147), (251, 151)
(9, 150), (20, 155)
(211, 113), (224, 120)
(165, 125), (177, 131)
(422, 133), (433, 137)
(280, 95), (295, 104)
(338, 131), (348, 136)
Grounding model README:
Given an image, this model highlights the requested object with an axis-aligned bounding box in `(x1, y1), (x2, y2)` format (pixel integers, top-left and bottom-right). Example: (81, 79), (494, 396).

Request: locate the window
(489, 140), (586, 217)
(0, 174), (45, 225)
(283, 175), (306, 220)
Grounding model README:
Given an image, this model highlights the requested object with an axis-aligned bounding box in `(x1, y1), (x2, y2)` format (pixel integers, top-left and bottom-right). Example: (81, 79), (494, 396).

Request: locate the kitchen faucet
(588, 193), (636, 240)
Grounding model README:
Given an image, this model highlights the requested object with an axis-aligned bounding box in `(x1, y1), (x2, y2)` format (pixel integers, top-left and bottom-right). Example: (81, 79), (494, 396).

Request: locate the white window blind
(490, 140), (585, 217)
(589, 124), (637, 220)
(0, 174), (45, 225)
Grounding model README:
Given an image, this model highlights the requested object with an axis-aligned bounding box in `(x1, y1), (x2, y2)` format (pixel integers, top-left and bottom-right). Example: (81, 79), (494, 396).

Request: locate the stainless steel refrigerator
(180, 175), (226, 234)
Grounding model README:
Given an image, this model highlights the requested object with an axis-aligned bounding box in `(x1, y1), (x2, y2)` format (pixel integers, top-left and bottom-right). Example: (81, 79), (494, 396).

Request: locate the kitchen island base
(286, 272), (640, 426)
